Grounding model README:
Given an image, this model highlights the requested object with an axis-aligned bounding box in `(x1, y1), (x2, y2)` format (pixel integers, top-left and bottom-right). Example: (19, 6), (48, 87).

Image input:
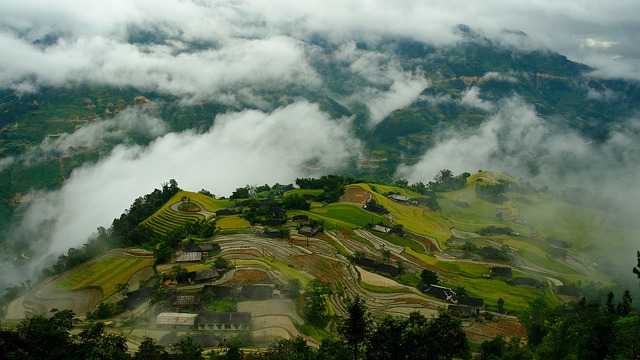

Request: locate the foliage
(303, 279), (331, 327)
(429, 169), (471, 193)
(171, 336), (204, 360)
(420, 268), (439, 285)
(475, 181), (509, 204)
(0, 309), (129, 360)
(338, 295), (372, 360)
(365, 309), (470, 360)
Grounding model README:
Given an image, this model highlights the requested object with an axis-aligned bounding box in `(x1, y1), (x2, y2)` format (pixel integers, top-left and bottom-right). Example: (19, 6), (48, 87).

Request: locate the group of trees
(213, 295), (470, 360)
(508, 291), (640, 360)
(296, 175), (356, 203)
(475, 181), (509, 204)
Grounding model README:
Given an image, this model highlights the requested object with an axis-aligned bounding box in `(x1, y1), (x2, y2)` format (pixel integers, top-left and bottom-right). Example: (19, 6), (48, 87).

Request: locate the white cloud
(2, 0), (640, 95)
(461, 87), (494, 112)
(9, 101), (360, 254)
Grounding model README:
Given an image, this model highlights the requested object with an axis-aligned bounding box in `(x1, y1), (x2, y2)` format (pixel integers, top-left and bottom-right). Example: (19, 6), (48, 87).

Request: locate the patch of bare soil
(357, 266), (405, 288)
(121, 248), (154, 257)
(231, 269), (270, 283)
(340, 186), (372, 204)
(465, 319), (527, 343)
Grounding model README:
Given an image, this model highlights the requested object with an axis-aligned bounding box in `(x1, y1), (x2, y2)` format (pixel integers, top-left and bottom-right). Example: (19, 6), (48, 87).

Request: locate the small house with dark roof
(371, 225), (391, 234)
(196, 312), (251, 331)
(173, 294), (200, 307)
(262, 229), (283, 238)
(355, 257), (378, 269)
(480, 247), (501, 260)
(189, 268), (219, 283)
(262, 219), (284, 227)
(302, 194), (318, 201)
(457, 295), (484, 308)
(507, 277), (543, 288)
(422, 284), (456, 302)
(215, 209), (236, 216)
(448, 304), (479, 318)
(388, 194), (410, 202)
(298, 226), (320, 236)
(189, 242), (221, 253)
(375, 263), (400, 277)
(490, 267), (512, 277)
(125, 287), (154, 309)
(201, 285), (233, 299)
(240, 284), (273, 299)
(292, 214), (309, 222)
(280, 184), (295, 192)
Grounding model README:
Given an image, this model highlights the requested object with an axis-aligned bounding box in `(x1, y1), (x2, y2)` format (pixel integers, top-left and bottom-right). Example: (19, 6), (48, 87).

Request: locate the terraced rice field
(55, 254), (153, 298)
(143, 206), (204, 237)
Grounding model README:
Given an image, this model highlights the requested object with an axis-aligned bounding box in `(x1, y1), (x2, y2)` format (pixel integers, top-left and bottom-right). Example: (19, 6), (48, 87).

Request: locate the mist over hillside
(1, 0), (639, 292)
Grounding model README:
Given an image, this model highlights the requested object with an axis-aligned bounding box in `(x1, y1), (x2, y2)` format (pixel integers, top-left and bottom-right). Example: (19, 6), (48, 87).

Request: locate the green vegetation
(55, 255), (153, 298)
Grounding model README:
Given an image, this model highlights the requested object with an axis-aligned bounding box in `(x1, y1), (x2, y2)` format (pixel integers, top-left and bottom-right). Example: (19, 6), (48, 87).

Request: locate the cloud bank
(1, 0), (639, 101)
(6, 101), (360, 261)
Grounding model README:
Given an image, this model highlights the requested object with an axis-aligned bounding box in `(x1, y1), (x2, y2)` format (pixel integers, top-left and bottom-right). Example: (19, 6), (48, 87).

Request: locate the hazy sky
(1, 0), (640, 280)
(1, 0), (639, 96)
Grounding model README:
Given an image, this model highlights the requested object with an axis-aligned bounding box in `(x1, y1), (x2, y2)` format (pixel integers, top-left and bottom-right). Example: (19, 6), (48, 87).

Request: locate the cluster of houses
(153, 284), (278, 331)
(355, 257), (400, 277)
(156, 311), (251, 331)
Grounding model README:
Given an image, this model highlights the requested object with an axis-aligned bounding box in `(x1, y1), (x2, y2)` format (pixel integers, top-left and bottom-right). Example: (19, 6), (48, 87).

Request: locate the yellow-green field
(55, 255), (153, 298)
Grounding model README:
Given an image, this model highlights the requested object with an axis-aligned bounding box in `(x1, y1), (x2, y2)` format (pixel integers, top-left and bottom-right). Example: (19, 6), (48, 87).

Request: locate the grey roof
(371, 225), (391, 234)
(457, 296), (484, 307)
(423, 284), (456, 301)
(173, 294), (200, 306)
(156, 312), (198, 326)
(197, 312), (251, 325)
(240, 285), (273, 299)
(448, 305), (478, 317)
(489, 267), (512, 276)
(193, 268), (219, 282)
(176, 252), (202, 262)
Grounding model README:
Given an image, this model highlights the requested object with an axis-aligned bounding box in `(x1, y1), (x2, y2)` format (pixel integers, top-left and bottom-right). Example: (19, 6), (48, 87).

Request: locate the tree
(288, 279), (301, 299)
(427, 310), (471, 360)
(366, 315), (406, 360)
(76, 322), (129, 360)
(616, 290), (632, 316)
(134, 337), (169, 360)
(303, 279), (331, 326)
(634, 251), (640, 281)
(259, 336), (315, 360)
(420, 269), (438, 285)
(213, 257), (229, 269)
(338, 295), (371, 360)
(14, 309), (79, 359)
(171, 336), (204, 360)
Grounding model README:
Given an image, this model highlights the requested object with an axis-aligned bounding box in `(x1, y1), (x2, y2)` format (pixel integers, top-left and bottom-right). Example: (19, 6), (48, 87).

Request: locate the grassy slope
(55, 255), (153, 298)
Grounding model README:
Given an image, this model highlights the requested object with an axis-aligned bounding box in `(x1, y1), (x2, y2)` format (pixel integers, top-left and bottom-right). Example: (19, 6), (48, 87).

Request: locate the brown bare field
(340, 186), (372, 204)
(231, 268), (270, 283)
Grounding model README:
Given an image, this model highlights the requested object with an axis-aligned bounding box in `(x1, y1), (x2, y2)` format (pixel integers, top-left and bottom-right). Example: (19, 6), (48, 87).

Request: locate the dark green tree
(170, 336), (203, 360)
(338, 295), (372, 360)
(134, 337), (169, 360)
(303, 279), (331, 326)
(75, 322), (129, 360)
(420, 269), (438, 285)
